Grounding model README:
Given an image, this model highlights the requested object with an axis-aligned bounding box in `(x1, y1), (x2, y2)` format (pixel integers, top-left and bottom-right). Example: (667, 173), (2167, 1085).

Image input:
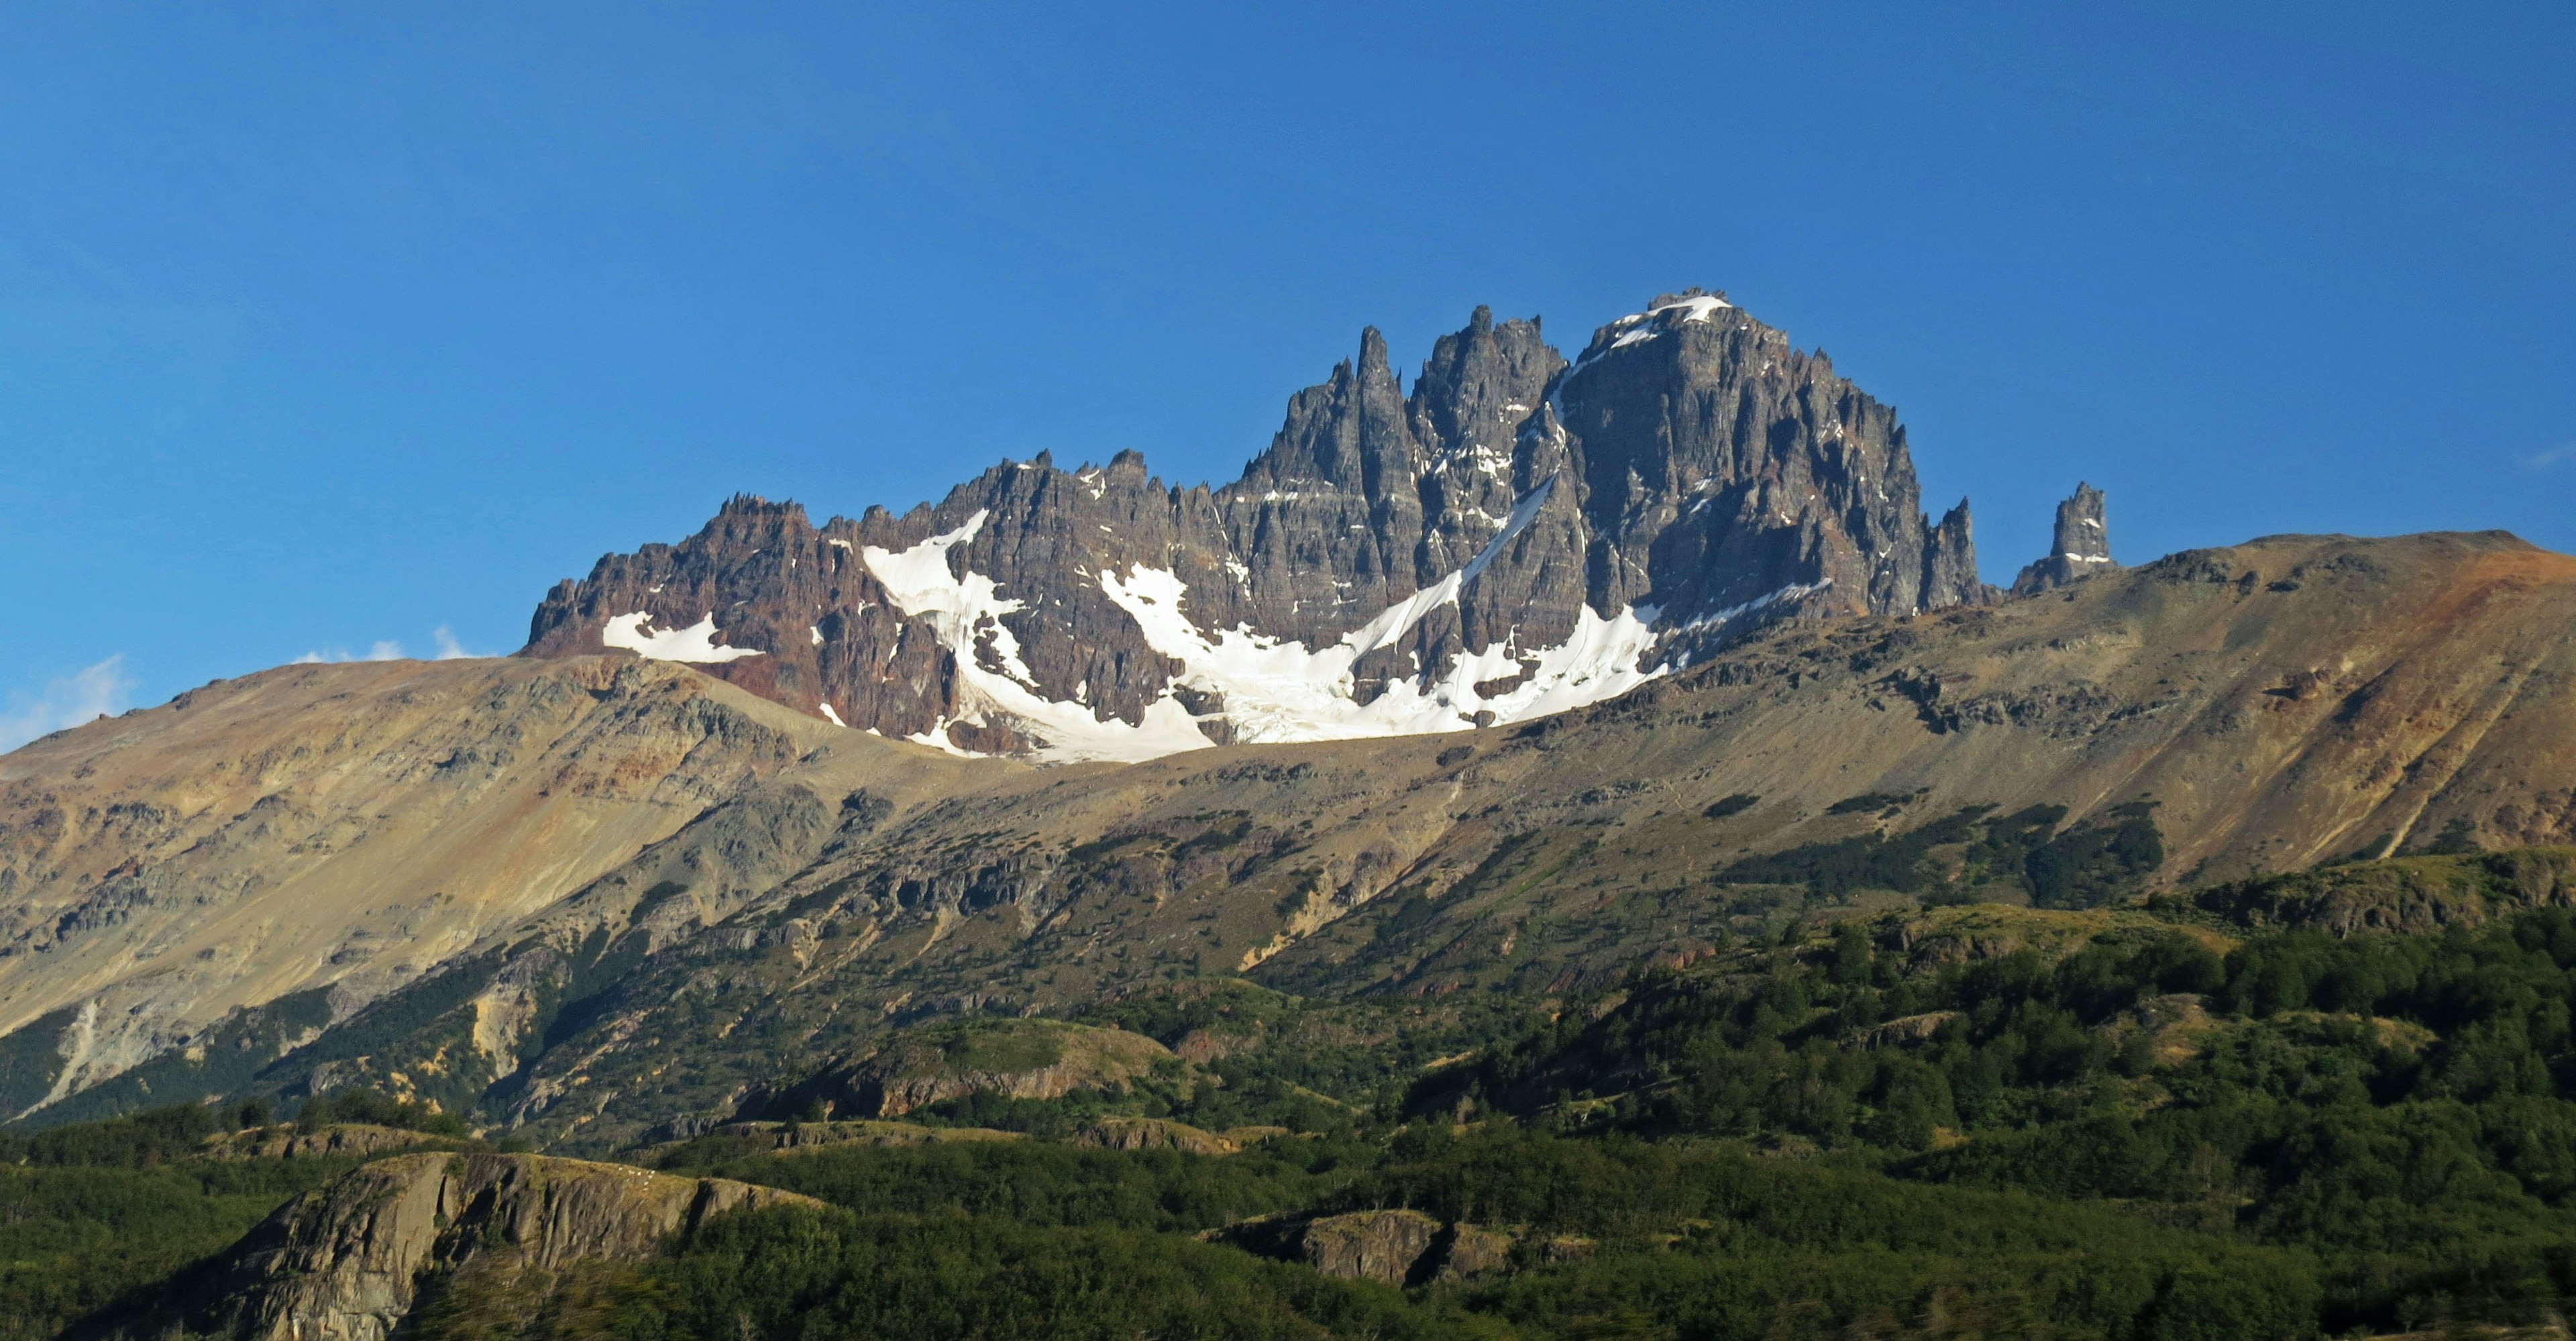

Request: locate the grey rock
(110, 1152), (818, 1341)
(2013, 482), (2116, 594)
(523, 291), (1984, 757)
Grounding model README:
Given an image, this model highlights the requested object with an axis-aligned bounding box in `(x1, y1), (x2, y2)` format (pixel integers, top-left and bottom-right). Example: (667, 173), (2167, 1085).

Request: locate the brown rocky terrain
(199, 527), (2576, 1150)
(5, 527), (2573, 1142)
(799, 1017), (1184, 1119)
(0, 654), (988, 1124)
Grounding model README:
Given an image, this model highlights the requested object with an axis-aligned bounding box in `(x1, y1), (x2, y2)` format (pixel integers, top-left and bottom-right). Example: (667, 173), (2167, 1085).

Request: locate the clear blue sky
(3, 2), (2570, 747)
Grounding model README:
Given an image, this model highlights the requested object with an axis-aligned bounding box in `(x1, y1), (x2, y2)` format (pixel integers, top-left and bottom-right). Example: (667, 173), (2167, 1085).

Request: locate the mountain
(523, 293), (1985, 761)
(16, 289), (2576, 1341)
(6, 290), (2575, 1147)
(7, 525), (2567, 1139)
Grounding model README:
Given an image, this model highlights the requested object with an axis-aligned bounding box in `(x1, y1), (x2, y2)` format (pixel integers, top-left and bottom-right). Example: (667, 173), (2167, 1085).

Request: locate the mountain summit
(524, 292), (1987, 760)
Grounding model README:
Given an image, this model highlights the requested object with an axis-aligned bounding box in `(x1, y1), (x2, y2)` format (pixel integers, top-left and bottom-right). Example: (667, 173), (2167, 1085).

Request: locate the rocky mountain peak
(2012, 482), (2116, 594)
(523, 292), (1988, 761)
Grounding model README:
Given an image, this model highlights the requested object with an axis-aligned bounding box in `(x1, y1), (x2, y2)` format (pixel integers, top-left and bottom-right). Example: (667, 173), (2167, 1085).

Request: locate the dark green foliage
(587, 1130), (2334, 1341)
(0, 1160), (351, 1340)
(1825, 791), (1914, 815)
(432, 1205), (1494, 1341)
(13, 988), (337, 1130)
(2185, 846), (2576, 934)
(2025, 802), (2166, 908)
(1716, 802), (2163, 907)
(1717, 804), (1991, 897)
(1432, 906), (2576, 1333)
(36, 858), (2576, 1340)
(1332, 1130), (2320, 1340)
(297, 1087), (471, 1136)
(1066, 985), (1542, 1131)
(0, 1106), (368, 1340)
(665, 1138), (1350, 1234)
(0, 1008), (79, 1118)
(1701, 793), (1759, 819)
(0, 1102), (231, 1167)
(237, 954), (504, 1116)
(2422, 816), (2485, 856)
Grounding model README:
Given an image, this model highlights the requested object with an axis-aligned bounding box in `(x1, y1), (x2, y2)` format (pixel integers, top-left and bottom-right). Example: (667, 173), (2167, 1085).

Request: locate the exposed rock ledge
(107, 1152), (818, 1341)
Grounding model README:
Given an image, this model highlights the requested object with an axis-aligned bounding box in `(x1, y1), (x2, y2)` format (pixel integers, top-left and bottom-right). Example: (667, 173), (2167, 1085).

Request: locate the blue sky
(3, 2), (2570, 749)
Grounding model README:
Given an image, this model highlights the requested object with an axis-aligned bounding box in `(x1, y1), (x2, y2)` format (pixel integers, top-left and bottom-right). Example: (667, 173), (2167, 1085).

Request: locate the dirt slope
(0, 655), (985, 1116)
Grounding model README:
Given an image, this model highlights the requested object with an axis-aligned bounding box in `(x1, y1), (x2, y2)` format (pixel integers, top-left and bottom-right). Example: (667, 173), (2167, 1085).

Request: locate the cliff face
(521, 292), (1986, 760)
(2013, 482), (2116, 593)
(122, 1152), (817, 1341)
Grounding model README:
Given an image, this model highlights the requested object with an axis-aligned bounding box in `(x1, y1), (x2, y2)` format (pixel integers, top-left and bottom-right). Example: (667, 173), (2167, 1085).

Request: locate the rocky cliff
(523, 292), (1987, 760)
(2012, 482), (2116, 593)
(111, 1152), (816, 1341)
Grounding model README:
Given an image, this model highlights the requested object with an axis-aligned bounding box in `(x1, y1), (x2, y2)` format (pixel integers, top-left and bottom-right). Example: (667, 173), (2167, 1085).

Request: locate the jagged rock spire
(2012, 482), (2115, 594)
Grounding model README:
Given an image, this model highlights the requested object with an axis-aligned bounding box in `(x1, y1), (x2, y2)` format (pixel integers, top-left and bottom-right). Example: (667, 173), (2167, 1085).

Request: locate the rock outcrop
(2188, 847), (2576, 936)
(116, 1152), (818, 1341)
(1070, 1116), (1239, 1155)
(1220, 1209), (1514, 1286)
(522, 292), (1987, 761)
(2012, 482), (2116, 593)
(782, 1018), (1181, 1120)
(197, 1123), (452, 1162)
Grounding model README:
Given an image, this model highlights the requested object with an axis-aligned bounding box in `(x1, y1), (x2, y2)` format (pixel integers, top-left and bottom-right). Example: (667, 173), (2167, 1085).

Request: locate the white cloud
(0, 656), (138, 755)
(292, 640), (407, 664)
(2525, 441), (2576, 472)
(291, 626), (494, 665)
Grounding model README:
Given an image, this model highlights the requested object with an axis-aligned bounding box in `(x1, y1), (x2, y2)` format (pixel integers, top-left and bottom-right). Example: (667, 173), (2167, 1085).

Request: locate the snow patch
(1093, 479), (1660, 745)
(818, 702), (847, 727)
(601, 612), (765, 663)
(1678, 580), (1832, 633)
(1584, 293), (1737, 362)
(861, 513), (1212, 763)
(849, 480), (1673, 763)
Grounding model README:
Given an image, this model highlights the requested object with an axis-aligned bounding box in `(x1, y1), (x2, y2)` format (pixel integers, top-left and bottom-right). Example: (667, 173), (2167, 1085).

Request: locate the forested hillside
(22, 849), (2576, 1340)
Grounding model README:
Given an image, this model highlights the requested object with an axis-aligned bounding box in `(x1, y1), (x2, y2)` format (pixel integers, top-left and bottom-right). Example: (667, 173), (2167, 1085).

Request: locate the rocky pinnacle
(2012, 483), (2115, 594)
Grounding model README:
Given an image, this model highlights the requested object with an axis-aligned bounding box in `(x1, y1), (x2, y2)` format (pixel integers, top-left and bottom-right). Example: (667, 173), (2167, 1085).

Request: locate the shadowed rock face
(1219, 1208), (1512, 1287)
(110, 1152), (820, 1341)
(2013, 482), (2116, 594)
(521, 292), (1987, 760)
